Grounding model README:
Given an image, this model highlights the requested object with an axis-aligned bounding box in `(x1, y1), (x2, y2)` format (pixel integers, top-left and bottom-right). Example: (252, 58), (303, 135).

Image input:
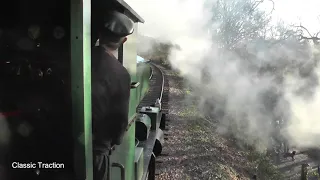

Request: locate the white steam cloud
(127, 0), (320, 150)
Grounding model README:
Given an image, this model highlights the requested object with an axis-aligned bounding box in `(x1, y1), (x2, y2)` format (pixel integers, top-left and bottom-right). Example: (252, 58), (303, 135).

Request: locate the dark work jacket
(91, 47), (131, 153)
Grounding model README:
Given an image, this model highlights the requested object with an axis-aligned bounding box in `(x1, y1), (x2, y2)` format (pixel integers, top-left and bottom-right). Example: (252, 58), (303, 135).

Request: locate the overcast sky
(126, 0), (206, 39)
(262, 0), (320, 35)
(126, 0), (320, 38)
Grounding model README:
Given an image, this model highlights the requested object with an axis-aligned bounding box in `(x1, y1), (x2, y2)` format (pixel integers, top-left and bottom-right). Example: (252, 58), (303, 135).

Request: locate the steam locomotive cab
(0, 0), (152, 180)
(0, 8), (69, 111)
(0, 0), (70, 109)
(0, 1), (73, 179)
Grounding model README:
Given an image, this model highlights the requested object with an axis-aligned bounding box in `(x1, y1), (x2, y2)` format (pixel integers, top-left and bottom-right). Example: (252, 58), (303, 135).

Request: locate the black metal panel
(139, 131), (157, 180)
(153, 129), (164, 156)
(147, 153), (156, 180)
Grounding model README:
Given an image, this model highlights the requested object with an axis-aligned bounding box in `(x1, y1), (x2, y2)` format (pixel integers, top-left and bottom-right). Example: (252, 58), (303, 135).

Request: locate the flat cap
(103, 11), (134, 37)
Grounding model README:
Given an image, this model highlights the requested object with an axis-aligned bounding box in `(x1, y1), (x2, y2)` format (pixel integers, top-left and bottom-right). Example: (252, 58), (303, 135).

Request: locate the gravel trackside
(154, 66), (265, 180)
(154, 65), (320, 180)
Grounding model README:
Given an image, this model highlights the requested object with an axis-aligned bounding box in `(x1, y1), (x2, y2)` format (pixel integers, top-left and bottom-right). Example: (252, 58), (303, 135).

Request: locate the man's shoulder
(92, 47), (115, 64)
(92, 49), (130, 81)
(92, 48), (116, 70)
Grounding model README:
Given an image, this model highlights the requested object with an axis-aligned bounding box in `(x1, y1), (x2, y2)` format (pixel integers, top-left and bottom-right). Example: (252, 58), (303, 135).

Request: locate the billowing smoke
(127, 0), (320, 150)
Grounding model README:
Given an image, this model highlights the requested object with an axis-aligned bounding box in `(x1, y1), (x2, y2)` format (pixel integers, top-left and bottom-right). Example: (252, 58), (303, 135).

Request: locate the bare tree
(294, 24), (320, 45)
(209, 0), (275, 49)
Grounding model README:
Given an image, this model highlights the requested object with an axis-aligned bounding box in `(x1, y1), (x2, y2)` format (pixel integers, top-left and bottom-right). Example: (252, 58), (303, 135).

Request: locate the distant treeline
(137, 35), (180, 66)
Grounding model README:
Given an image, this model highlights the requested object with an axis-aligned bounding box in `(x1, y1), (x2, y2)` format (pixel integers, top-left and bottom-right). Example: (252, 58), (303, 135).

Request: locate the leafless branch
(252, 0), (264, 11)
(292, 24), (320, 44)
(268, 0), (275, 13)
(300, 36), (320, 40)
(300, 36), (320, 45)
(251, 0), (275, 14)
(294, 24), (313, 37)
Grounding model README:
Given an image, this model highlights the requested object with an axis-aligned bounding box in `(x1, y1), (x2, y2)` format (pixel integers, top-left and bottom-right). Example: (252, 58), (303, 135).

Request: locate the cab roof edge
(115, 0), (145, 23)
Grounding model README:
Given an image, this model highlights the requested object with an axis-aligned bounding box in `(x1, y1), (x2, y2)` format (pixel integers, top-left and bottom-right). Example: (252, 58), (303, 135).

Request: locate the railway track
(137, 62), (169, 113)
(135, 62), (170, 180)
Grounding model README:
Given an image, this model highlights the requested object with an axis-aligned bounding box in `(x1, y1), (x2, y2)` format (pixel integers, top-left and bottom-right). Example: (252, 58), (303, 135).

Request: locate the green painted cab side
(73, 1), (146, 179)
(70, 0), (93, 179)
(136, 63), (151, 101)
(110, 123), (136, 180)
(125, 23), (139, 119)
